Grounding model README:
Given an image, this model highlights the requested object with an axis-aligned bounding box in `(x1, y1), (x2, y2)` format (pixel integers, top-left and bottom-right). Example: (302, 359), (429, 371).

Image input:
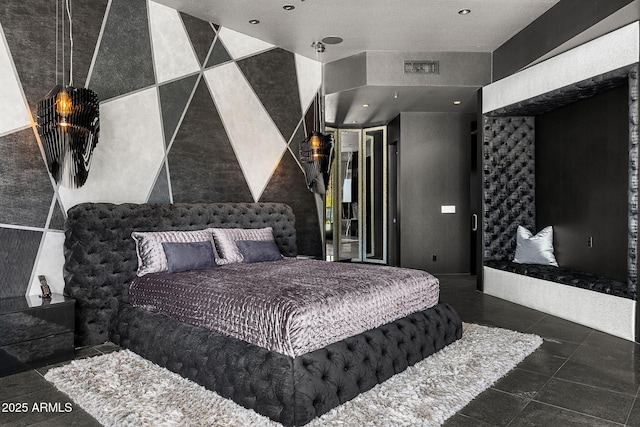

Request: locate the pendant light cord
(55, 0), (59, 86)
(61, 0), (64, 88)
(66, 0), (73, 86)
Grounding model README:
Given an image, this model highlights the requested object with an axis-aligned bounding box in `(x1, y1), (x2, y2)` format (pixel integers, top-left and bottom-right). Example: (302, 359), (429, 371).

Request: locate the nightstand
(0, 294), (75, 377)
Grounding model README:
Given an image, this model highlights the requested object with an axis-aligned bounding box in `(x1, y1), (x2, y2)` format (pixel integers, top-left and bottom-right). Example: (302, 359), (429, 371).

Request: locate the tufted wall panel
(64, 202), (297, 346)
(482, 116), (536, 261)
(628, 65), (638, 295)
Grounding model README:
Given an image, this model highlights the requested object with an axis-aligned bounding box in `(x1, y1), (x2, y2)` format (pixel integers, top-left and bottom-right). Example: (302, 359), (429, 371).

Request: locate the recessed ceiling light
(249, 19), (260, 24)
(362, 104), (369, 108)
(458, 9), (471, 15)
(283, 5), (295, 10)
(453, 100), (462, 105)
(322, 36), (343, 45)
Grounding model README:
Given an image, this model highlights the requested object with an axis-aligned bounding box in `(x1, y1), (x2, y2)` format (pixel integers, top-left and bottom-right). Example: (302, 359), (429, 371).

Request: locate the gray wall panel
(89, 0), (155, 100)
(399, 112), (474, 273)
(261, 150), (322, 257)
(0, 228), (41, 298)
(159, 74), (199, 146)
(0, 129), (52, 228)
(180, 12), (216, 66)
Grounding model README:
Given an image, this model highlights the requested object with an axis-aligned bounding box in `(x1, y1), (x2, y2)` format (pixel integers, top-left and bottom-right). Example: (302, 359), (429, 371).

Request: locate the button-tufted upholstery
(113, 299), (461, 426)
(64, 202), (297, 347)
(64, 201), (463, 426)
(482, 116), (536, 261)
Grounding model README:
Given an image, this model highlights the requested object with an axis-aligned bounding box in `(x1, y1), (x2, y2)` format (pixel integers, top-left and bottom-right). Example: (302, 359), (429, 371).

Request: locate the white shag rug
(44, 324), (542, 427)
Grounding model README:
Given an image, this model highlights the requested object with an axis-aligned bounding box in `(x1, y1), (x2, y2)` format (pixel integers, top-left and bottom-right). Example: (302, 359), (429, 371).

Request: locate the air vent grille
(404, 60), (439, 74)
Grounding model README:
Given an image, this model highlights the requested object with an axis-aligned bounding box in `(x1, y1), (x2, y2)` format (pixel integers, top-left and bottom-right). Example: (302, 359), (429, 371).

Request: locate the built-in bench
(480, 25), (639, 341)
(483, 261), (636, 340)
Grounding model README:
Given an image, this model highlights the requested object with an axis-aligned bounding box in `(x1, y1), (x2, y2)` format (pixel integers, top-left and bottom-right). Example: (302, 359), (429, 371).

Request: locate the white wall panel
(483, 21), (639, 114)
(58, 88), (165, 209)
(148, 1), (201, 84)
(0, 23), (31, 136)
(204, 63), (287, 202)
(294, 53), (321, 116)
(218, 27), (273, 60)
(27, 230), (65, 296)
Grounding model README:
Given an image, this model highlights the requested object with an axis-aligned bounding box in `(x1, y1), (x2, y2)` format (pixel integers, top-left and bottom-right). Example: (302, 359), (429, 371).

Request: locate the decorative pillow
(132, 230), (217, 276)
(161, 241), (217, 273)
(236, 240), (283, 263)
(209, 227), (275, 264)
(513, 225), (558, 266)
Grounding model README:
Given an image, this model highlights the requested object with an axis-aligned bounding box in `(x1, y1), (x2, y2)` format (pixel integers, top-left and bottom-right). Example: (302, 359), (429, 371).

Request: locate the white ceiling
(156, 0), (562, 63)
(154, 0), (635, 125)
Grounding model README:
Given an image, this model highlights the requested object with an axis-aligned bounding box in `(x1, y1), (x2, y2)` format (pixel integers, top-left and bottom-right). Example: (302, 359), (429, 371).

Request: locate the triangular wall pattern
(89, 0), (155, 100)
(148, 162), (171, 204)
(206, 36), (233, 68)
(204, 62), (288, 202)
(169, 78), (253, 202)
(148, 1), (200, 84)
(0, 22), (32, 135)
(158, 74), (199, 146)
(218, 27), (274, 60)
(237, 48), (303, 143)
(0, 0), (323, 297)
(180, 12), (216, 66)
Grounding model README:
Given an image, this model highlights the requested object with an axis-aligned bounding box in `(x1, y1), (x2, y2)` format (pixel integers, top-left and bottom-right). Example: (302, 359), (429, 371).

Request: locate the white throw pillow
(513, 225), (558, 266)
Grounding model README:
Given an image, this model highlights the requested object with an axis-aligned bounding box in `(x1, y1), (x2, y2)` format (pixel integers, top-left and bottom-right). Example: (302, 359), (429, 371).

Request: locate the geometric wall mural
(0, 0), (322, 297)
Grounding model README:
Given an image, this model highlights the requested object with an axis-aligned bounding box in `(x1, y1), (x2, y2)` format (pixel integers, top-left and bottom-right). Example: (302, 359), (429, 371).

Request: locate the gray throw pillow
(132, 229), (218, 276)
(236, 240), (283, 263)
(161, 241), (217, 273)
(513, 225), (558, 266)
(209, 227), (275, 264)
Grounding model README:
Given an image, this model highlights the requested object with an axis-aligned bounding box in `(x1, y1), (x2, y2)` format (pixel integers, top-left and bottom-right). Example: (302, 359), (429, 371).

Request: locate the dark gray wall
(399, 112), (474, 273)
(536, 84), (629, 281)
(493, 0), (635, 80)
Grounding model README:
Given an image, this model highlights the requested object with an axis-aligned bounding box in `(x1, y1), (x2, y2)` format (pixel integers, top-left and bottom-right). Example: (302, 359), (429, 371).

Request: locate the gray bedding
(129, 259), (439, 357)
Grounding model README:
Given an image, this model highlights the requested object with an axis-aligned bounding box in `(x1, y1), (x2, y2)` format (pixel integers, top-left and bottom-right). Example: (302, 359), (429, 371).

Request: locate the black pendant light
(36, 0), (99, 189)
(300, 41), (333, 194)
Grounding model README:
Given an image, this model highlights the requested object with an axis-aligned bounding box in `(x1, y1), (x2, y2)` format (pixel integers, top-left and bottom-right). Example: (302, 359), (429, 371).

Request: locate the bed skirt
(113, 302), (462, 426)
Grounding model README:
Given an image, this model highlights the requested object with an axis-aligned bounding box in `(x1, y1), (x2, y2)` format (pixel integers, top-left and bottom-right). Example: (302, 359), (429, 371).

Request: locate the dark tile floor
(1, 275), (639, 426)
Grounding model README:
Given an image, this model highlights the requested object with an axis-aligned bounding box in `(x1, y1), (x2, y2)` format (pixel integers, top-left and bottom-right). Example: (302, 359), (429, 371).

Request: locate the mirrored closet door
(326, 127), (387, 264)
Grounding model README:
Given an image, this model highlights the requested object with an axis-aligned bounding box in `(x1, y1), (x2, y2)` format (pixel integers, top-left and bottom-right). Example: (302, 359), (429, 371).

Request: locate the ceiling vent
(404, 60), (439, 74)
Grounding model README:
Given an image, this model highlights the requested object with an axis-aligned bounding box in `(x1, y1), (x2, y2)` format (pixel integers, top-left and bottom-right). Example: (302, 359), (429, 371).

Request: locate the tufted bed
(64, 202), (462, 426)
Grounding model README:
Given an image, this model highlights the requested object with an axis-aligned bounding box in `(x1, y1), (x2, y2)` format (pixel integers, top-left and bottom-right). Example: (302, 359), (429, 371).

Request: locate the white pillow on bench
(513, 225), (558, 266)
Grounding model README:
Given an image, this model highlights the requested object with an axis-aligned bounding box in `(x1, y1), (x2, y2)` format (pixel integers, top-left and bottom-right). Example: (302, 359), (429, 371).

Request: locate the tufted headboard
(64, 202), (297, 347)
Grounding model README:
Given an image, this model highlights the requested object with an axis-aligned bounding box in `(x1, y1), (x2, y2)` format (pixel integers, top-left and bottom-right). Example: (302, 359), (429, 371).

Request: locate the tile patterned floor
(1, 275), (639, 426)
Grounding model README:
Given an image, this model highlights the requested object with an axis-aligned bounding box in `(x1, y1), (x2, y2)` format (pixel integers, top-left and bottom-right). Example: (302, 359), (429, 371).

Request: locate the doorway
(326, 126), (388, 263)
